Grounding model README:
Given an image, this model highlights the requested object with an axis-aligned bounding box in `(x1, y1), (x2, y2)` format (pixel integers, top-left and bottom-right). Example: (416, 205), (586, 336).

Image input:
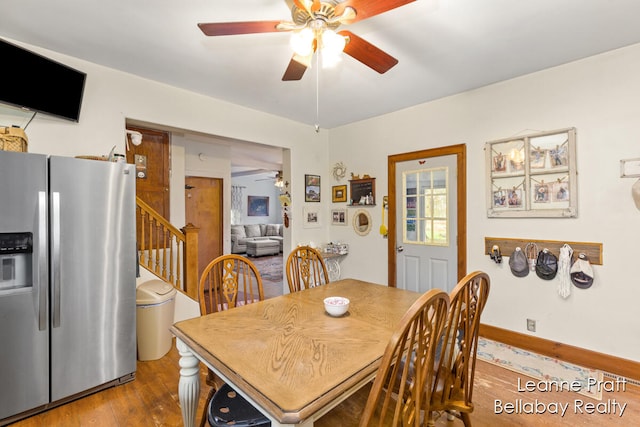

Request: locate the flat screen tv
(0, 38), (86, 122)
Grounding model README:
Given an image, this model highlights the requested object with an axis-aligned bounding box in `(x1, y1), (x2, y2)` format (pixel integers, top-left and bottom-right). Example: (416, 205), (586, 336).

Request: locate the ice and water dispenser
(0, 232), (32, 291)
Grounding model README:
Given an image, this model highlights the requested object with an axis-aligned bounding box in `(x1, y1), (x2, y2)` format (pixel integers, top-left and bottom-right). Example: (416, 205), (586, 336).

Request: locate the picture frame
(303, 205), (321, 228)
(247, 196), (269, 216)
(331, 209), (348, 226)
(486, 128), (577, 218)
(305, 174), (321, 202)
(332, 185), (347, 203)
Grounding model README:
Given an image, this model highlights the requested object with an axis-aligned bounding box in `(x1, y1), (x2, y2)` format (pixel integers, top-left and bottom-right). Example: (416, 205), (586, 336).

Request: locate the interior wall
(231, 172), (283, 225)
(328, 43), (640, 361)
(5, 38), (329, 261)
(8, 37), (638, 361)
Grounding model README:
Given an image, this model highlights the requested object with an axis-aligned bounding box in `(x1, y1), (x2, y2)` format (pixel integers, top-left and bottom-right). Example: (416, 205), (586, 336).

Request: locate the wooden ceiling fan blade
(339, 30), (398, 74)
(198, 21), (284, 36)
(293, 0), (321, 15)
(335, 0), (416, 24)
(282, 40), (316, 81)
(282, 56), (309, 81)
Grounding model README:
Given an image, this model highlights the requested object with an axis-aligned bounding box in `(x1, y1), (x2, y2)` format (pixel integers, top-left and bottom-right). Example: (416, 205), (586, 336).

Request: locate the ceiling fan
(198, 0), (416, 81)
(255, 170), (282, 181)
(255, 171), (288, 188)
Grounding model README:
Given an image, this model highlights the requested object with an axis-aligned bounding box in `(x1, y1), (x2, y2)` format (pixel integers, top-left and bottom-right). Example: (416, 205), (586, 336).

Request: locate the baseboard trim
(480, 324), (640, 382)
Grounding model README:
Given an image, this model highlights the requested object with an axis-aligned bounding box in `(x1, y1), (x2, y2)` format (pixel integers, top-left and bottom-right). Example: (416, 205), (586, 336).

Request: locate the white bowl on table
(324, 296), (350, 317)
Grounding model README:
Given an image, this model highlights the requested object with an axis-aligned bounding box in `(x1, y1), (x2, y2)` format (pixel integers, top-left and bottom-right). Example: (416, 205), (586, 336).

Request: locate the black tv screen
(0, 38), (86, 122)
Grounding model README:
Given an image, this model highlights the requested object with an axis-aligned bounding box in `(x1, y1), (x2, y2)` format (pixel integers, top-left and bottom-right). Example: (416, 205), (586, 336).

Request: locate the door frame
(387, 144), (467, 287)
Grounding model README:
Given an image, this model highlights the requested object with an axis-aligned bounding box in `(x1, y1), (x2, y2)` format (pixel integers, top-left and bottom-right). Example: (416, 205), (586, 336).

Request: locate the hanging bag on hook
(509, 247), (529, 277)
(570, 253), (594, 289)
(525, 242), (538, 272)
(536, 248), (558, 280)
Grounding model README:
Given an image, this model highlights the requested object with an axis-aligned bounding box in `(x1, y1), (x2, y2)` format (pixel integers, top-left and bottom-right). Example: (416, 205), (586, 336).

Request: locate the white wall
(8, 37), (638, 362)
(231, 172), (284, 225)
(6, 38), (329, 259)
(328, 43), (640, 361)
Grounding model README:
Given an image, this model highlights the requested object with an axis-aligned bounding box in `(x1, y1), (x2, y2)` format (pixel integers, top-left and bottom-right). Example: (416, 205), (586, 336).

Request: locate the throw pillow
(265, 224), (280, 236)
(244, 224), (262, 238)
(230, 225), (246, 238)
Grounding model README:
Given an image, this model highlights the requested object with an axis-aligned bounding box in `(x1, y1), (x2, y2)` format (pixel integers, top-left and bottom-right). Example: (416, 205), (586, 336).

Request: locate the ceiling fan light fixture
(290, 27), (314, 56)
(321, 29), (346, 54)
(320, 29), (345, 68)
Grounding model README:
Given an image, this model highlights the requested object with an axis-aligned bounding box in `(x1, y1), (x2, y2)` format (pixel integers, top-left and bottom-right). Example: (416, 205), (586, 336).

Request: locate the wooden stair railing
(136, 197), (199, 300)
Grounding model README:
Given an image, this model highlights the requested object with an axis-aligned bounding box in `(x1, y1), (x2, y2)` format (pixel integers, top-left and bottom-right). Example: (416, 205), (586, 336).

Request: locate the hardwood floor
(9, 344), (639, 426)
(9, 340), (209, 427)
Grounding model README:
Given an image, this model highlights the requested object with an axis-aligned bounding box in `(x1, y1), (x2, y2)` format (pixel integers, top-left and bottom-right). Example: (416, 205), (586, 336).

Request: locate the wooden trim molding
(484, 236), (603, 265)
(480, 324), (640, 382)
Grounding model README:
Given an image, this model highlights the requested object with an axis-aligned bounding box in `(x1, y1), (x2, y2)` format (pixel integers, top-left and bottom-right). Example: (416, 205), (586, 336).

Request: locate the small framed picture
(493, 189), (507, 208)
(303, 205), (321, 228)
(331, 209), (348, 226)
(533, 182), (550, 203)
(332, 185), (347, 203)
(552, 181), (570, 202)
(509, 148), (525, 172)
(305, 174), (321, 202)
(492, 152), (507, 172)
(530, 147), (547, 169)
(550, 145), (568, 167)
(507, 188), (523, 208)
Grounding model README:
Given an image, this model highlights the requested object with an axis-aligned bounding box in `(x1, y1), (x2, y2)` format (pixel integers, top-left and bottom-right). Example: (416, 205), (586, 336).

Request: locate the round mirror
(352, 209), (372, 236)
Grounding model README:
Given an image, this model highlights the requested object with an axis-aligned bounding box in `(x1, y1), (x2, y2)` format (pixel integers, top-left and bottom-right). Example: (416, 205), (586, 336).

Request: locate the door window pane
(402, 167), (449, 246)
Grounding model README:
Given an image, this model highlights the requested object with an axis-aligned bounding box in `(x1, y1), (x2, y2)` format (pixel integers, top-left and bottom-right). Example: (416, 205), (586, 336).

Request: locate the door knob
(396, 246), (404, 253)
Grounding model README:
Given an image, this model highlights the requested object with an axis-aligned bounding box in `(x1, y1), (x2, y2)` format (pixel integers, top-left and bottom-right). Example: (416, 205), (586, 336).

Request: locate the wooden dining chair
(285, 245), (330, 293)
(198, 254), (266, 427)
(316, 288), (450, 427)
(428, 271), (491, 427)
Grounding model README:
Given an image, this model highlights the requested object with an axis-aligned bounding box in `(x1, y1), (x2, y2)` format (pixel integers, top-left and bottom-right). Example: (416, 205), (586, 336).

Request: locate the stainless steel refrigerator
(0, 151), (137, 424)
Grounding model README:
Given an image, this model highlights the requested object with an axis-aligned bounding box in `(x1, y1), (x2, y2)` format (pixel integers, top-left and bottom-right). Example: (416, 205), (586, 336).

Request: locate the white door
(395, 155), (458, 293)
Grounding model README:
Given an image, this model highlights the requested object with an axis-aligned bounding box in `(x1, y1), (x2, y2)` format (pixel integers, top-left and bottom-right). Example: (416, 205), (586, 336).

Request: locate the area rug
(243, 254), (284, 299)
(477, 337), (603, 400)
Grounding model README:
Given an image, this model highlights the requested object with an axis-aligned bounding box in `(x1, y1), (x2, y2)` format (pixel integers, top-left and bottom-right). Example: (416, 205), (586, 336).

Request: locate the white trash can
(136, 280), (177, 361)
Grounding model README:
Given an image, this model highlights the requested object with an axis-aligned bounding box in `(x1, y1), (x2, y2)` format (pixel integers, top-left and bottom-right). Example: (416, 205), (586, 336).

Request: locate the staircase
(136, 197), (199, 300)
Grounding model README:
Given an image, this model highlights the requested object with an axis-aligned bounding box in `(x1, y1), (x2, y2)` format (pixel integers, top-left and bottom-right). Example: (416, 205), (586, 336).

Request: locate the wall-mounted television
(0, 38), (86, 122)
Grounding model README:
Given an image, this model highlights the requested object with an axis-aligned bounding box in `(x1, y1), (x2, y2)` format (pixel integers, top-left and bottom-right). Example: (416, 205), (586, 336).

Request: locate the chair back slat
(199, 254), (265, 315)
(430, 271), (491, 423)
(360, 289), (450, 427)
(285, 246), (330, 293)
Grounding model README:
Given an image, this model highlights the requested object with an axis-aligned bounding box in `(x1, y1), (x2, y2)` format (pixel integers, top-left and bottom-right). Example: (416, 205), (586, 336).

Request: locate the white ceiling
(3, 1), (640, 133)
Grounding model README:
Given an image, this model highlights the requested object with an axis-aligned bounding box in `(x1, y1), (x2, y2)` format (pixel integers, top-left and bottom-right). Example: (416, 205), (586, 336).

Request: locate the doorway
(125, 126), (170, 218)
(387, 144), (467, 289)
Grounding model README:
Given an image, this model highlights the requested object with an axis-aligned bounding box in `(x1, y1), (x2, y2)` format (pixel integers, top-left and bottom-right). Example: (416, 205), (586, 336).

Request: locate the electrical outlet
(527, 318), (536, 332)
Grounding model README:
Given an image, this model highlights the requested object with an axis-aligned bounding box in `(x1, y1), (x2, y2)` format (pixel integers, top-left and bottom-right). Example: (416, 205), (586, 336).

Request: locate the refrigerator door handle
(38, 191), (48, 331)
(52, 191), (61, 328)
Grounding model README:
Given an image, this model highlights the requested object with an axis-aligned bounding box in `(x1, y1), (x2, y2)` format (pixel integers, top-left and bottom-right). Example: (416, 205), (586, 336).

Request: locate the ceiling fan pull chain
(315, 52), (320, 132)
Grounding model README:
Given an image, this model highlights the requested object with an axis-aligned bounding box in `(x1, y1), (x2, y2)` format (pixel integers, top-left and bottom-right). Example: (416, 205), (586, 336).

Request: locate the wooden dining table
(170, 278), (422, 427)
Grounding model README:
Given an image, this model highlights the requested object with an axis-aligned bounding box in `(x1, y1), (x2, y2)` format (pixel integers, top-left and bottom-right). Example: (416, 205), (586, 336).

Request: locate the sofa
(230, 223), (283, 254)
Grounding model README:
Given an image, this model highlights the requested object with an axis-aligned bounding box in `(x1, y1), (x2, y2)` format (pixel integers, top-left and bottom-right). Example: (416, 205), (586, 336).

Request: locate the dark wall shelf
(349, 178), (376, 206)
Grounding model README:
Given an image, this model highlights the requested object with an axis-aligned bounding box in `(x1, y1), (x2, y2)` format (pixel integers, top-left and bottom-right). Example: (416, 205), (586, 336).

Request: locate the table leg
(176, 338), (201, 427)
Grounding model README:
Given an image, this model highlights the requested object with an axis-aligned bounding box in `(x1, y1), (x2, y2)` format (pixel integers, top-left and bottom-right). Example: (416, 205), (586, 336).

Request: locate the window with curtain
(231, 185), (244, 225)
